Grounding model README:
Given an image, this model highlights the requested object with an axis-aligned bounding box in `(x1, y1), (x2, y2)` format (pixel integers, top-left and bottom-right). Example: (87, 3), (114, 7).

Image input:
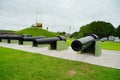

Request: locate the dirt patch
(67, 70), (76, 77)
(81, 64), (90, 71)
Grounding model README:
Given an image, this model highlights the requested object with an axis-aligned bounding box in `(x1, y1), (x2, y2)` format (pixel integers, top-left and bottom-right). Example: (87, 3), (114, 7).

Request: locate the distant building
(36, 23), (42, 28)
(31, 22), (42, 28)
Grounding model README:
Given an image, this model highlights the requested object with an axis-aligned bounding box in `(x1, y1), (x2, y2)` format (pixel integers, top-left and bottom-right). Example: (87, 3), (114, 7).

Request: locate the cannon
(71, 34), (101, 56)
(33, 36), (68, 50)
(0, 35), (46, 45)
(0, 35), (8, 42)
(71, 34), (98, 51)
(19, 36), (45, 45)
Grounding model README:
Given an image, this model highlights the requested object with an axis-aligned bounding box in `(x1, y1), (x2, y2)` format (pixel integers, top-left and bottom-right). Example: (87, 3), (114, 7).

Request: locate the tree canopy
(76, 21), (115, 38)
(115, 25), (120, 37)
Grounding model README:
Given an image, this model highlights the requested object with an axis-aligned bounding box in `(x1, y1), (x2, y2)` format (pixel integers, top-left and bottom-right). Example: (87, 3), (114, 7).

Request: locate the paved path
(0, 43), (120, 69)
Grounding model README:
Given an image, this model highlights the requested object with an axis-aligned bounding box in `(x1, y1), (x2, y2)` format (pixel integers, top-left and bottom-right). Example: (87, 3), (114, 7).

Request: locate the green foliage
(78, 21), (115, 38)
(0, 46), (120, 80)
(0, 30), (16, 32)
(70, 32), (79, 38)
(76, 32), (84, 39)
(17, 27), (59, 37)
(115, 25), (120, 38)
(71, 32), (84, 39)
(57, 31), (66, 36)
(66, 38), (74, 46)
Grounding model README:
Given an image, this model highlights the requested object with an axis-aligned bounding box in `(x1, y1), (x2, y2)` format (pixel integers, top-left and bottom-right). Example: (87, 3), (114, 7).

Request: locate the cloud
(0, 0), (119, 33)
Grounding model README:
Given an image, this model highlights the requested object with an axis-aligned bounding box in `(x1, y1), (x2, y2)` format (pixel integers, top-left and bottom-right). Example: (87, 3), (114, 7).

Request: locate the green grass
(0, 30), (16, 32)
(102, 41), (120, 51)
(66, 38), (74, 46)
(0, 47), (120, 80)
(17, 27), (59, 37)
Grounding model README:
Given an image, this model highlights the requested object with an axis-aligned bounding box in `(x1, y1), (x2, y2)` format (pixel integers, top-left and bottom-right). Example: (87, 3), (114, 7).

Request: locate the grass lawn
(66, 38), (74, 46)
(102, 41), (120, 51)
(0, 47), (120, 80)
(17, 28), (59, 37)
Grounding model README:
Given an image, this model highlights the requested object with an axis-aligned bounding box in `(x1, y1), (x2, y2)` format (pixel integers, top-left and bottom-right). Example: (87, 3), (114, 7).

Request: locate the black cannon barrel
(0, 35), (23, 43)
(8, 35), (23, 39)
(57, 36), (66, 41)
(0, 35), (8, 42)
(71, 34), (98, 51)
(0, 35), (23, 39)
(23, 36), (45, 41)
(18, 36), (46, 45)
(34, 36), (66, 44)
(0, 35), (8, 39)
(7, 35), (23, 43)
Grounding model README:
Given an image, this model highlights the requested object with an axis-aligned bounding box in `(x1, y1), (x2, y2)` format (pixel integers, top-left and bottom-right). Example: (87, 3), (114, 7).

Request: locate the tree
(76, 32), (84, 39)
(116, 25), (120, 37)
(57, 31), (66, 36)
(70, 32), (79, 38)
(78, 21), (115, 38)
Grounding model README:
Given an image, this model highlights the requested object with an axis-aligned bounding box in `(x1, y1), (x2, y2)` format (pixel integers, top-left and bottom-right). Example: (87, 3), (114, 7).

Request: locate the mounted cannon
(71, 34), (101, 56)
(0, 35), (46, 45)
(33, 36), (68, 51)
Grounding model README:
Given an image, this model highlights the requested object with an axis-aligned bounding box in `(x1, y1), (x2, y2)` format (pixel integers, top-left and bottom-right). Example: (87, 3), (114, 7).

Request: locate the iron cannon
(71, 34), (98, 51)
(33, 36), (66, 48)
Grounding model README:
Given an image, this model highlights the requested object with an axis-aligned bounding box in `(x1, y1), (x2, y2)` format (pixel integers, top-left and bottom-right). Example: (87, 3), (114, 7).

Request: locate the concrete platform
(0, 42), (120, 69)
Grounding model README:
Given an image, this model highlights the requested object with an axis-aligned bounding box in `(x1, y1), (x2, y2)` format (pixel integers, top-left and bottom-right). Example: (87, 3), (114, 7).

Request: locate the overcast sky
(0, 0), (120, 33)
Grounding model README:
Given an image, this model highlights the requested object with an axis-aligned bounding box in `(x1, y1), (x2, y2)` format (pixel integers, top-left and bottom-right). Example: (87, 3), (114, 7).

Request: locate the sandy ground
(0, 42), (120, 69)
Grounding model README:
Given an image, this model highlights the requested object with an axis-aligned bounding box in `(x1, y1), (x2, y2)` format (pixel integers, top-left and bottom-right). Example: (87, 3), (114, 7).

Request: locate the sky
(0, 0), (120, 33)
